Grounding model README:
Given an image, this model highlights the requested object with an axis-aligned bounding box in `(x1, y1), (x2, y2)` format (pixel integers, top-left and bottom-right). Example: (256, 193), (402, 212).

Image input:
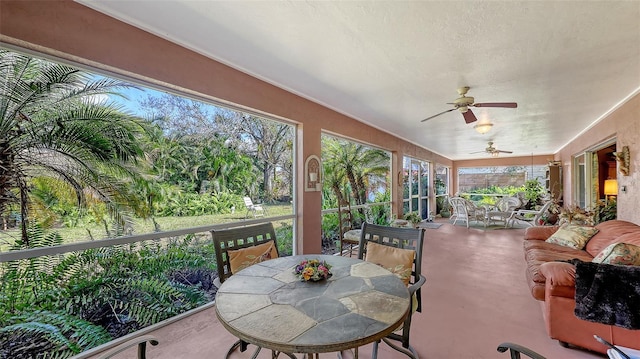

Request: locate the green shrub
(0, 225), (218, 357)
(154, 190), (242, 216)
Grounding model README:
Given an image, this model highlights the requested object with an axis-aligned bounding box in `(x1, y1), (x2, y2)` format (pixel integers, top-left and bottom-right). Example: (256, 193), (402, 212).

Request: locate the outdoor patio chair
(357, 223), (426, 359)
(243, 196), (265, 218)
(96, 335), (159, 359)
(506, 200), (554, 228)
(338, 199), (359, 257)
(449, 197), (487, 228)
(487, 196), (522, 226)
(211, 222), (282, 358)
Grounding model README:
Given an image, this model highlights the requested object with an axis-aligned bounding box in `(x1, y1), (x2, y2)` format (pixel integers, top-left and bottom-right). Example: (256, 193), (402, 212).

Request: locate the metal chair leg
(381, 337), (418, 359)
(371, 338), (418, 359)
(225, 339), (265, 359)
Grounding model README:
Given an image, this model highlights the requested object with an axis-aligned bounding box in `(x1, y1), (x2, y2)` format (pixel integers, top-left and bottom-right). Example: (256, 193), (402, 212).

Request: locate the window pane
(411, 161), (419, 196)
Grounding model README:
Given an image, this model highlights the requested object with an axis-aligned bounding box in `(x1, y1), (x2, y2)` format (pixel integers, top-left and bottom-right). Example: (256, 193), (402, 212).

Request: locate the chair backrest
(211, 222), (278, 284)
(497, 196), (522, 212)
(358, 223), (425, 311)
(533, 200), (554, 224)
(449, 197), (470, 218)
(338, 199), (354, 238)
(243, 196), (254, 208)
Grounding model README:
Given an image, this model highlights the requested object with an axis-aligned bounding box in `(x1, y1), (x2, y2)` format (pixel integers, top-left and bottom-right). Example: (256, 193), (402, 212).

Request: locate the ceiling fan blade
(497, 150), (513, 153)
(462, 109), (478, 124)
(473, 102), (518, 108)
(421, 108), (455, 122)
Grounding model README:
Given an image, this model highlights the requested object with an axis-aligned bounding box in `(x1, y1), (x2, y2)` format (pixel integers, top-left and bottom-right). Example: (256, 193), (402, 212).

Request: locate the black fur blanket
(573, 260), (640, 329)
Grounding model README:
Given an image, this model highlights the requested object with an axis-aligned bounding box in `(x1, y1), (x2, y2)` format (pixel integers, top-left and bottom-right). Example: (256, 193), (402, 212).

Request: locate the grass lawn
(0, 203), (293, 251)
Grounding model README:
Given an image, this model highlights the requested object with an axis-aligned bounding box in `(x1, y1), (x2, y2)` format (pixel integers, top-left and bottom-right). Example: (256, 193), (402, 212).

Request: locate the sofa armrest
(524, 226), (560, 241)
(539, 261), (576, 299)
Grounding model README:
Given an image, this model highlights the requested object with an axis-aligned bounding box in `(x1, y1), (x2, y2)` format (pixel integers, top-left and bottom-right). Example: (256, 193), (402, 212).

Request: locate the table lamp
(604, 179), (618, 202)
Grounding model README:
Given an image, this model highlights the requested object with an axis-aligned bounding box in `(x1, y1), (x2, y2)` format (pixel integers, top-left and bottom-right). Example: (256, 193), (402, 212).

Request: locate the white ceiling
(78, 1), (640, 160)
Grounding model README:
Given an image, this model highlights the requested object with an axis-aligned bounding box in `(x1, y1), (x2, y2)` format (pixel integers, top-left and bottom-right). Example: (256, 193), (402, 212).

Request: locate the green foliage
(0, 50), (151, 245)
(0, 310), (111, 357)
(370, 190), (391, 225)
(322, 136), (390, 205)
(403, 211), (421, 225)
(154, 190), (242, 216)
(593, 198), (617, 224)
(274, 222), (294, 256)
(0, 225), (218, 357)
(523, 179), (545, 206)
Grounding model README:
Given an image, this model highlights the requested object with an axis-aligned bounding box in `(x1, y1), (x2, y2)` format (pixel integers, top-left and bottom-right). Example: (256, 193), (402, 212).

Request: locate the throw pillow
(545, 224), (599, 249)
(593, 243), (640, 265)
(228, 240), (278, 274)
(365, 241), (415, 286)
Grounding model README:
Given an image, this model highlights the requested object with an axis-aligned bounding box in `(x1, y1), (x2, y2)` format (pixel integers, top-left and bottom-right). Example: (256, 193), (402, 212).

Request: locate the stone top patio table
(215, 254), (410, 357)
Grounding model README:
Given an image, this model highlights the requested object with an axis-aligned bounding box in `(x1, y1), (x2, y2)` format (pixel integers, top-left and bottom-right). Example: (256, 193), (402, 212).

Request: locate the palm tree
(322, 137), (390, 205)
(0, 50), (149, 245)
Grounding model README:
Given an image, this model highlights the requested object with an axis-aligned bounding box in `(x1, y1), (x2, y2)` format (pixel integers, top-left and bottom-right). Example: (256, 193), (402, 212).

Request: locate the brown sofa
(524, 220), (640, 354)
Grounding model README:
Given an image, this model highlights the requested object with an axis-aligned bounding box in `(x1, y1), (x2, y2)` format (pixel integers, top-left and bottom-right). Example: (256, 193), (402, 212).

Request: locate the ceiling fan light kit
(474, 123), (494, 134)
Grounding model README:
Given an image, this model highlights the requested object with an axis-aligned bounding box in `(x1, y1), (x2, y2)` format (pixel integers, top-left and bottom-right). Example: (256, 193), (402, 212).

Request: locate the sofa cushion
(593, 242), (640, 265)
(545, 224), (599, 249)
(585, 220), (640, 257)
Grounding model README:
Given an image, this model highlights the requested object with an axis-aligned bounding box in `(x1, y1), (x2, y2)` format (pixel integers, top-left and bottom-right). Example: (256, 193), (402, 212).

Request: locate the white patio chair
(449, 197), (487, 228)
(243, 196), (265, 218)
(487, 196), (522, 226)
(506, 200), (554, 228)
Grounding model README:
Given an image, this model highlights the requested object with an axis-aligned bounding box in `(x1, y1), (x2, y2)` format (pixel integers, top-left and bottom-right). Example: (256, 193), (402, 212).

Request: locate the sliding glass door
(403, 157), (430, 219)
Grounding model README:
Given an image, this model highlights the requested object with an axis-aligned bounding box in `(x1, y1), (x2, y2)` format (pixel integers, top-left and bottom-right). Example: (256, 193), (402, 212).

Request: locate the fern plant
(1, 225), (216, 357)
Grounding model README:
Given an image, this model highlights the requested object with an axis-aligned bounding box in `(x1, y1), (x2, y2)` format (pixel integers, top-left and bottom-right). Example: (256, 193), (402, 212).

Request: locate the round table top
(215, 254), (410, 354)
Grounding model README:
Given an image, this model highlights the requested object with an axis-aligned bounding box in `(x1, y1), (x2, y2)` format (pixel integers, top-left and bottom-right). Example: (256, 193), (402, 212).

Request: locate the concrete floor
(90, 220), (606, 359)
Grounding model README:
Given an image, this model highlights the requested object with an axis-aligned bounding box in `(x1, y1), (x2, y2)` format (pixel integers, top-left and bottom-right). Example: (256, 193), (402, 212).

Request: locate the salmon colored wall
(556, 93), (640, 224)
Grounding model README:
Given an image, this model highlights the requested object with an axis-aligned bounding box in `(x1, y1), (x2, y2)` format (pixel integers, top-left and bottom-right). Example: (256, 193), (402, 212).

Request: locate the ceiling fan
(471, 141), (513, 156)
(421, 86), (517, 124)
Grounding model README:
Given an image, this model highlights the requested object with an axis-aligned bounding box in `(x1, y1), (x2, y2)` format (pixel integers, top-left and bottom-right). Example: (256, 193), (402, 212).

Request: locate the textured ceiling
(78, 1), (640, 160)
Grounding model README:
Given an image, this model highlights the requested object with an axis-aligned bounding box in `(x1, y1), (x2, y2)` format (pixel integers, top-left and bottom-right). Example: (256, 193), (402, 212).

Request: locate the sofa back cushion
(585, 220), (640, 257)
(545, 224), (599, 249)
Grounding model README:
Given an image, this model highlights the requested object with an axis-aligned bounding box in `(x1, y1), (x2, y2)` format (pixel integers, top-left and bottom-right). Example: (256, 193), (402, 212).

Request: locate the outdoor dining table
(215, 254), (410, 358)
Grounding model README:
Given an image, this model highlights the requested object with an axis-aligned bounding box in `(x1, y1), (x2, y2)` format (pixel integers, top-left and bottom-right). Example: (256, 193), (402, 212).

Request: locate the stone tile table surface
(215, 254), (410, 356)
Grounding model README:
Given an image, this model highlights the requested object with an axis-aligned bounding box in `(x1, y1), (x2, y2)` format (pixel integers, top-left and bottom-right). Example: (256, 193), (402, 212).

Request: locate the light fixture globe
(474, 122), (493, 134)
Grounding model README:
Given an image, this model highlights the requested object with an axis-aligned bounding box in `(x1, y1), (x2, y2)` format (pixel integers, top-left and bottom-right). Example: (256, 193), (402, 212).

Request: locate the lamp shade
(474, 123), (493, 134)
(604, 179), (618, 196)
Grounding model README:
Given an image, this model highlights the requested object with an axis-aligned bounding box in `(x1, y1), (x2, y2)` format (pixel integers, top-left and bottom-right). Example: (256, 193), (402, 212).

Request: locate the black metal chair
(212, 222), (292, 359)
(497, 342), (546, 359)
(358, 223), (426, 359)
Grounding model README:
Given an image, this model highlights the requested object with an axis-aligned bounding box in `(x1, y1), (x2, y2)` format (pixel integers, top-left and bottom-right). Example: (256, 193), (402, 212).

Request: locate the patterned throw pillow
(228, 240), (278, 274)
(365, 241), (415, 286)
(592, 243), (640, 265)
(545, 224), (599, 249)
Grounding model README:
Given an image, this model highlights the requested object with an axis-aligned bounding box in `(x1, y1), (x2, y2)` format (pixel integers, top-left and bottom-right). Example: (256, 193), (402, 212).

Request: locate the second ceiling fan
(471, 141), (513, 156)
(421, 86), (517, 124)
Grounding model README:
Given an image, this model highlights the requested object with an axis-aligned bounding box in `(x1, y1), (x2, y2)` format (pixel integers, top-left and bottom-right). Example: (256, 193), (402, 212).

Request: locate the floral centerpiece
(294, 258), (332, 282)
